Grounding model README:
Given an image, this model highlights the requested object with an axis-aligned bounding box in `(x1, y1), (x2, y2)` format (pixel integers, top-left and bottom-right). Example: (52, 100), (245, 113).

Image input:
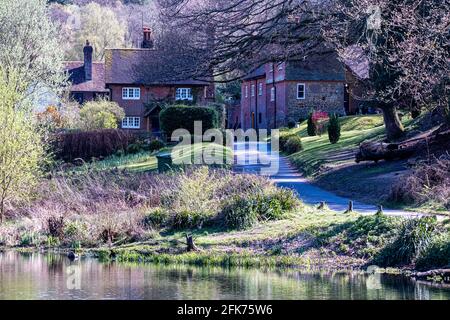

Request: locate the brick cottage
(236, 53), (359, 130)
(104, 27), (214, 133)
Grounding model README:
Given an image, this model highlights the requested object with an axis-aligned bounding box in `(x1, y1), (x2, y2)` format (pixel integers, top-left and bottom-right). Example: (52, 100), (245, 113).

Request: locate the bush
(160, 105), (219, 137)
(389, 155), (450, 211)
(375, 217), (438, 266)
(148, 139), (165, 152)
(416, 234), (450, 270)
(327, 113), (341, 144)
(172, 210), (212, 230)
(279, 134), (295, 151)
(284, 136), (303, 154)
(222, 188), (297, 230)
(142, 208), (169, 228)
(223, 197), (259, 230)
(54, 129), (135, 162)
(307, 112), (318, 136)
(79, 99), (125, 130)
(287, 120), (296, 129)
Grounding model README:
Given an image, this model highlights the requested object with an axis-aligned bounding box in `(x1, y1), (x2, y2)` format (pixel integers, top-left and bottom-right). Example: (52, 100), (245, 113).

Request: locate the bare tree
(160, 0), (449, 140)
(322, 0), (449, 140)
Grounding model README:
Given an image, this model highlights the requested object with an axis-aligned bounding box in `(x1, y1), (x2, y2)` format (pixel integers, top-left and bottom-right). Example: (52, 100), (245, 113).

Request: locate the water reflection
(0, 251), (448, 300)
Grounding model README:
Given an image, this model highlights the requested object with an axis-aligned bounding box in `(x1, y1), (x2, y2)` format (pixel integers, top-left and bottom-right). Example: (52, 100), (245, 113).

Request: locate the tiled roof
(285, 54), (345, 81)
(64, 61), (108, 93)
(104, 49), (210, 86)
(242, 65), (266, 80)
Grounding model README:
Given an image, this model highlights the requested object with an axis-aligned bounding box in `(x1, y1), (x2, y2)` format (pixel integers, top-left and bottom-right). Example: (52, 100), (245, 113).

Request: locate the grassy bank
(88, 209), (450, 271)
(67, 142), (233, 173)
(280, 115), (450, 214)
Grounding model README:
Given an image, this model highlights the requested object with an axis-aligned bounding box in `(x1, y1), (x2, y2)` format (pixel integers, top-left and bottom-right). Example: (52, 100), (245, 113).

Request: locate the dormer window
(176, 88), (193, 101)
(122, 87), (140, 100)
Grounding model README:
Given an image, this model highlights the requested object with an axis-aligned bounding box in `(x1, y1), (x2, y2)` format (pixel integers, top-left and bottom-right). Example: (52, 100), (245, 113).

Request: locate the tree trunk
(380, 105), (404, 141)
(186, 234), (199, 252)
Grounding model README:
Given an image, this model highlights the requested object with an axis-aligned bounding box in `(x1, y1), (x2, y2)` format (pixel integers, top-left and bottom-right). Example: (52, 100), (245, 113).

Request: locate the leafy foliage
(307, 112), (318, 136)
(375, 217), (438, 266)
(79, 99), (125, 130)
(327, 113), (341, 144)
(0, 70), (45, 223)
(283, 136), (303, 154)
(160, 105), (219, 137)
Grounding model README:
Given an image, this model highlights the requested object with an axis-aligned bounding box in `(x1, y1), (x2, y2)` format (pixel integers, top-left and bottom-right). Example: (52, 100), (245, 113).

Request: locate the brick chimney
(141, 27), (154, 49)
(83, 40), (93, 81)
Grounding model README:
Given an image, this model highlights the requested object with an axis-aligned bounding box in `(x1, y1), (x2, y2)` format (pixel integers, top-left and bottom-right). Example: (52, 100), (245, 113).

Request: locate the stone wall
(285, 81), (346, 124)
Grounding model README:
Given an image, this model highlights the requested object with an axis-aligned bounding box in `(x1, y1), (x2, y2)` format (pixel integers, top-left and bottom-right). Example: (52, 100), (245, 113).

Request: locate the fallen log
(355, 128), (450, 163)
(355, 141), (416, 163)
(411, 269), (450, 283)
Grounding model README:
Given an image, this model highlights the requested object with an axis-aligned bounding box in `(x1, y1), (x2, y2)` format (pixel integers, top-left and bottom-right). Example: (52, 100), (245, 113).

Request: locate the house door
(151, 116), (160, 132)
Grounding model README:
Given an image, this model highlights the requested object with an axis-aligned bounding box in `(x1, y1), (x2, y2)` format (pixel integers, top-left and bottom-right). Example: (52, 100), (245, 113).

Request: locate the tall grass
(0, 167), (298, 247)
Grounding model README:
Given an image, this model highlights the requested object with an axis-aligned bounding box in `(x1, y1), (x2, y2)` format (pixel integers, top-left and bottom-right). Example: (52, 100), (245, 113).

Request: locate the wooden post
(186, 234), (199, 252)
(345, 200), (353, 213)
(317, 201), (326, 210)
(376, 205), (383, 215)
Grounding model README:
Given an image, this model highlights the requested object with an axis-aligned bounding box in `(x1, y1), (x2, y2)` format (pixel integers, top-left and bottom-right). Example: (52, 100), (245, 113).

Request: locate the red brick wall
(109, 84), (213, 131)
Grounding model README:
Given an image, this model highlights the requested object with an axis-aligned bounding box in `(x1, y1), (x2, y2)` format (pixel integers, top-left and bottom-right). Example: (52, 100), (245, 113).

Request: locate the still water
(0, 251), (449, 300)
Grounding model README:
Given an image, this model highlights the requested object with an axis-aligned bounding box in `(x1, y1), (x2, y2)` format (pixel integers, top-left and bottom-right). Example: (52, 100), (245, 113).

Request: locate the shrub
(279, 134), (295, 151)
(287, 120), (296, 129)
(47, 216), (65, 239)
(375, 217), (438, 266)
(142, 208), (169, 228)
(327, 113), (341, 144)
(307, 112), (318, 136)
(223, 197), (259, 230)
(63, 220), (89, 247)
(269, 188), (300, 211)
(53, 129), (135, 161)
(415, 234), (450, 270)
(389, 155), (450, 211)
(148, 139), (165, 152)
(284, 136), (303, 154)
(160, 105), (219, 137)
(79, 99), (125, 130)
(172, 210), (212, 230)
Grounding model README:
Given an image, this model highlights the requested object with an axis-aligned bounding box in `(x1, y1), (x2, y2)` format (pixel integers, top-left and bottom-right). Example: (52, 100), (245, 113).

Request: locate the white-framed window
(122, 87), (140, 100)
(245, 85), (248, 98)
(278, 62), (283, 70)
(175, 88), (193, 101)
(258, 83), (263, 96)
(269, 63), (274, 72)
(270, 87), (275, 101)
(297, 83), (306, 99)
(251, 84), (255, 97)
(122, 116), (141, 129)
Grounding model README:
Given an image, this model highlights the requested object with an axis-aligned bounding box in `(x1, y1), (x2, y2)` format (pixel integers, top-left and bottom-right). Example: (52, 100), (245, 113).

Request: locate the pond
(0, 251), (449, 300)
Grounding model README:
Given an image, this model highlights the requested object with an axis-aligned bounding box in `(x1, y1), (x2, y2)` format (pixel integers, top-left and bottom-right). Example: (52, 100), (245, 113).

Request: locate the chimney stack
(141, 27), (154, 49)
(83, 40), (93, 81)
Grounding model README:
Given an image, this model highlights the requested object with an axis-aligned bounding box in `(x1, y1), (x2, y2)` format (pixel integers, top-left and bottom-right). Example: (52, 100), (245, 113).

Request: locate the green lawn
(82, 143), (233, 173)
(282, 115), (414, 177)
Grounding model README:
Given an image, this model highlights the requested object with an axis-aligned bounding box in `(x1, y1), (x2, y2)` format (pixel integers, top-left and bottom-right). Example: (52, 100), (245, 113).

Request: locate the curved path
(233, 142), (437, 219)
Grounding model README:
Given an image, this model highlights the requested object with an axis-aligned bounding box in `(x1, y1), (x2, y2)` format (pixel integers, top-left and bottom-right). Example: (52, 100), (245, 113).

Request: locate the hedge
(160, 105), (219, 137)
(53, 129), (135, 162)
